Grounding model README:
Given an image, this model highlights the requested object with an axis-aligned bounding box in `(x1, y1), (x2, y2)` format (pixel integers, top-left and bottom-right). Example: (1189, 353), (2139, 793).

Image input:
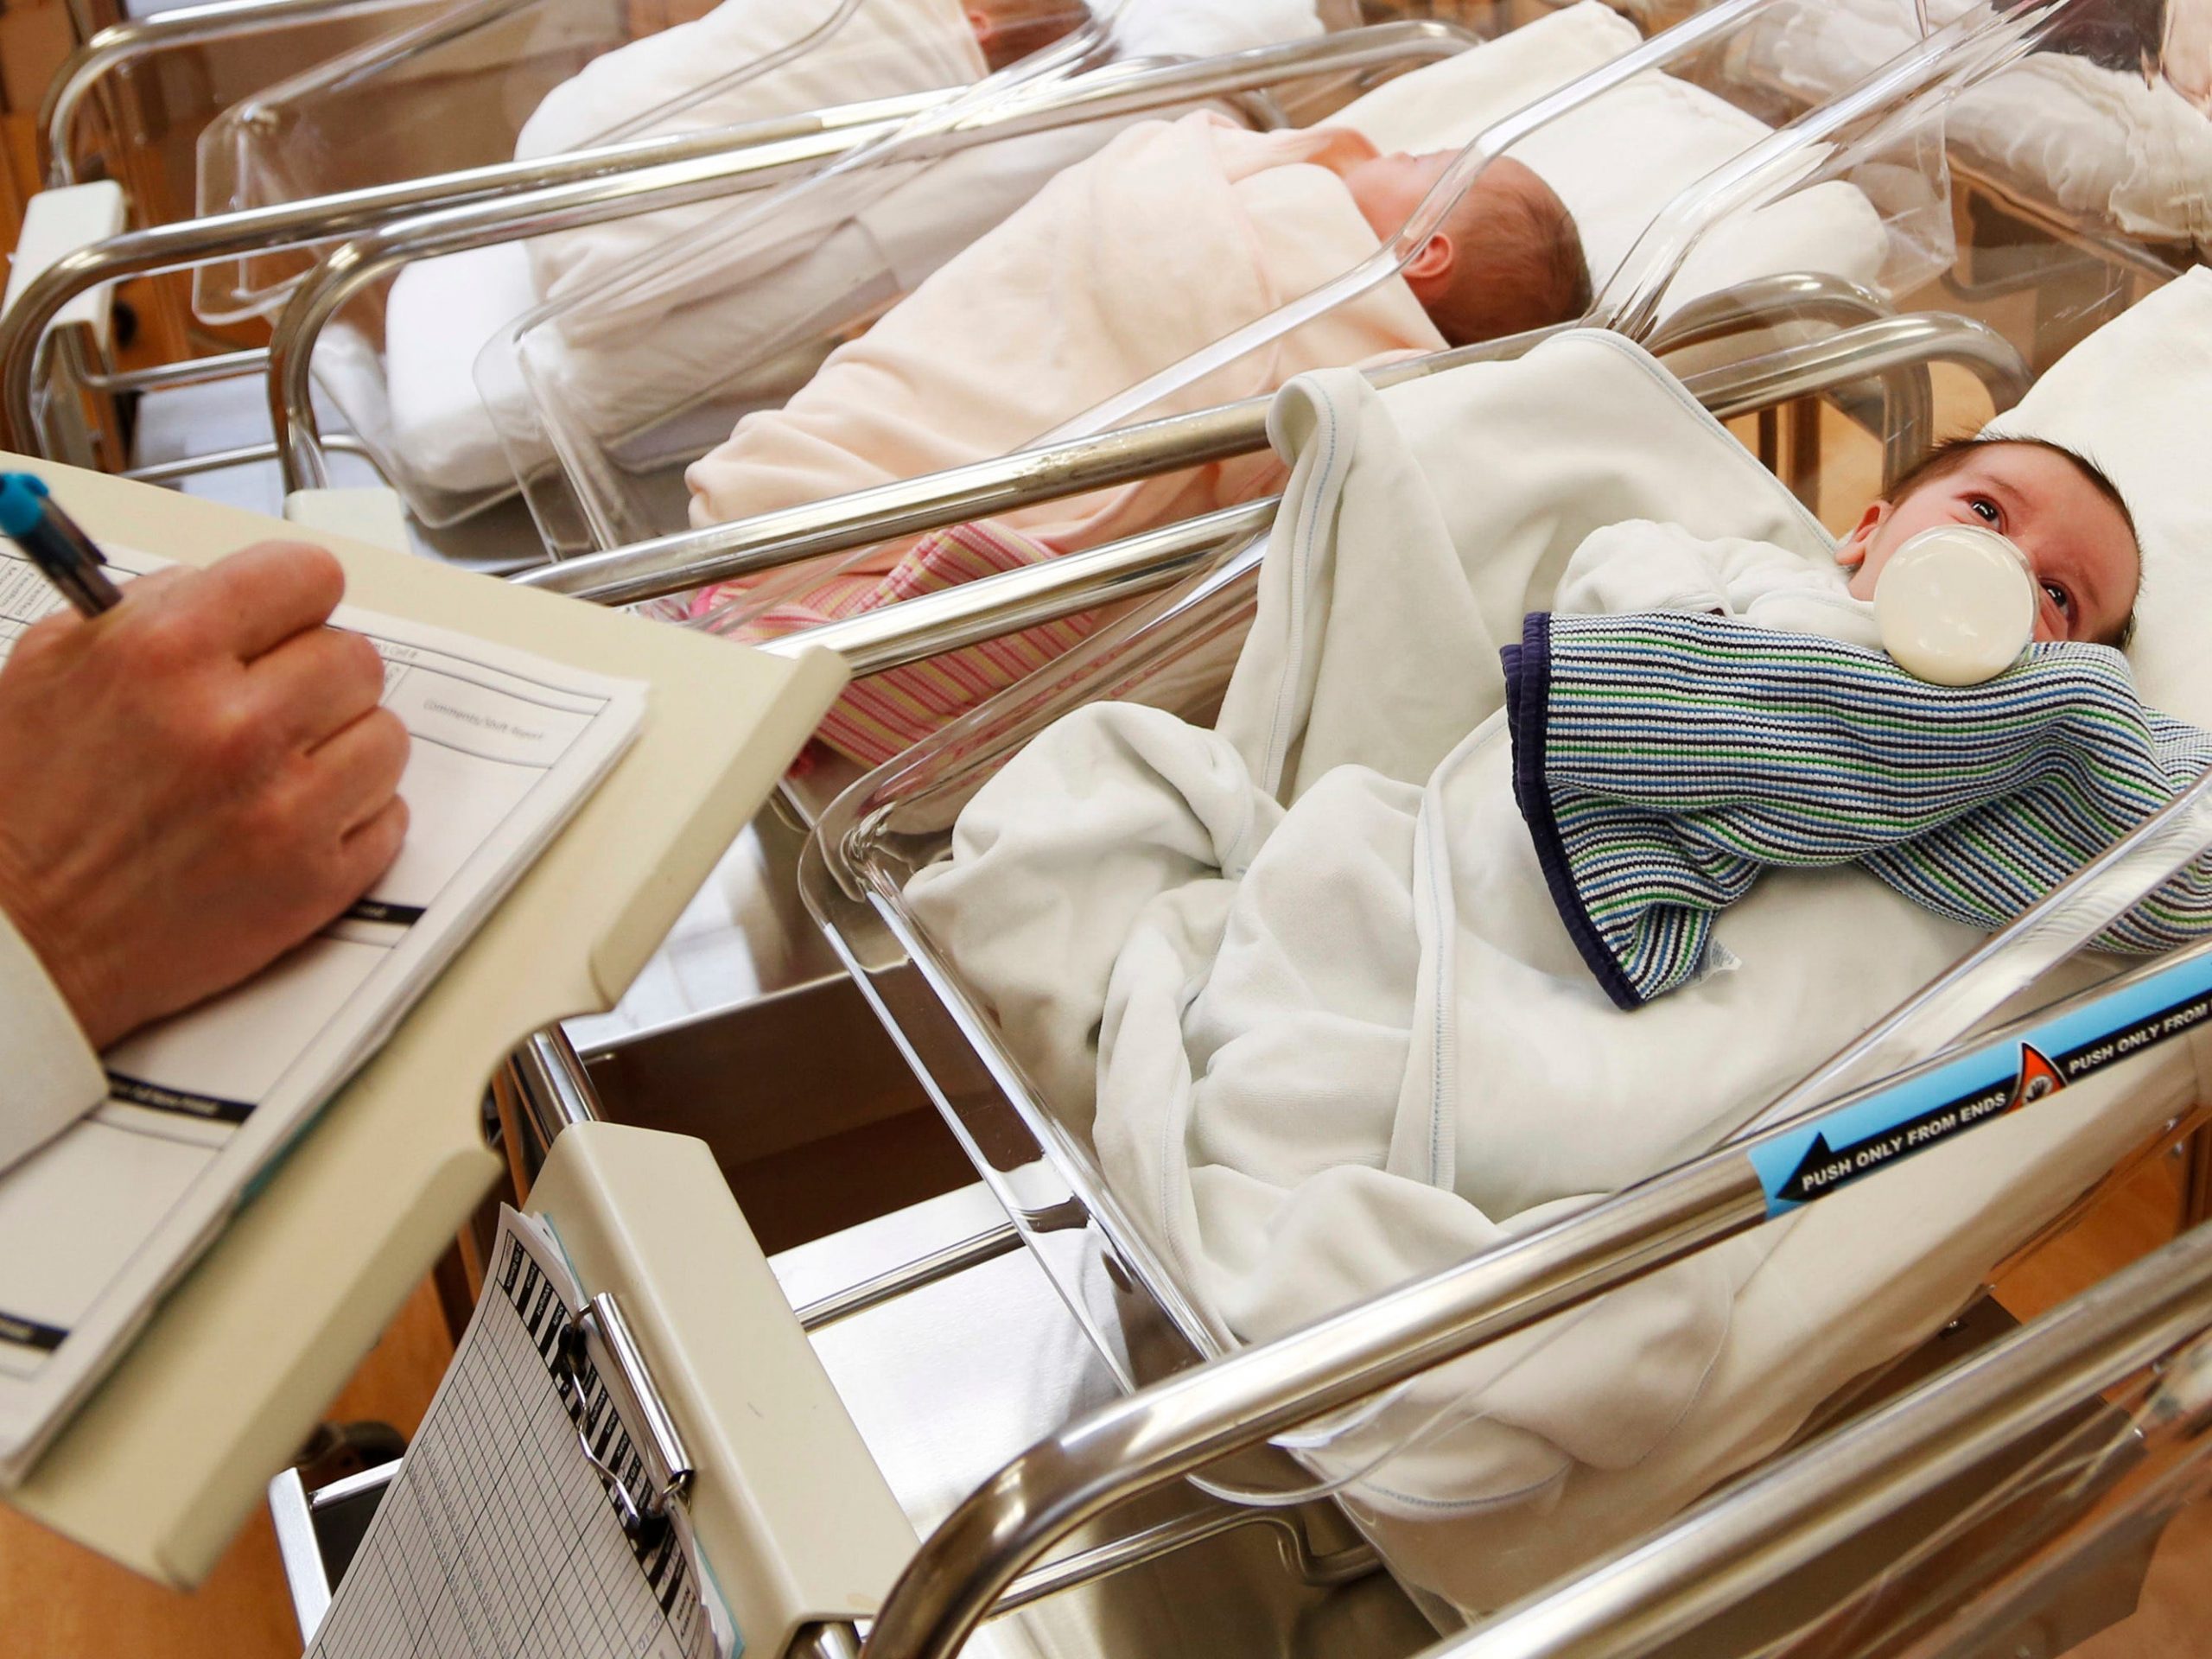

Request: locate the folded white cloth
(381, 242), (543, 497)
(905, 333), (2198, 1611)
(513, 0), (987, 313)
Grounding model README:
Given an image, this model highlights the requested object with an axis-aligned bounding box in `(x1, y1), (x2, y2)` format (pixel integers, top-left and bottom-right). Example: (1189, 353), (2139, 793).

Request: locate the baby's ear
(967, 7), (995, 46)
(1404, 232), (1454, 285)
(1836, 499), (1887, 568)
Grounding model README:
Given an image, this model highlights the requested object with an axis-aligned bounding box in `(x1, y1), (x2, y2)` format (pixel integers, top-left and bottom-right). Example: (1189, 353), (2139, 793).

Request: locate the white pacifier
(1873, 524), (2037, 687)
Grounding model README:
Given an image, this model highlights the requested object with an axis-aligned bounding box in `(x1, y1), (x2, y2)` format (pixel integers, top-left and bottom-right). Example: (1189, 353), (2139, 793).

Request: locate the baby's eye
(1968, 496), (2000, 524)
(2042, 581), (2073, 616)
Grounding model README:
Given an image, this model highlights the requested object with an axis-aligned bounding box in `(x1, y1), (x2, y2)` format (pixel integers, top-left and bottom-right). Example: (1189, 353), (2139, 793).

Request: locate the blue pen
(0, 473), (124, 618)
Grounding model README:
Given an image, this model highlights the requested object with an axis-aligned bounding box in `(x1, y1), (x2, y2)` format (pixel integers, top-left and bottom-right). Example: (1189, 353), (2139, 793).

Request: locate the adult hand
(0, 541), (410, 1050)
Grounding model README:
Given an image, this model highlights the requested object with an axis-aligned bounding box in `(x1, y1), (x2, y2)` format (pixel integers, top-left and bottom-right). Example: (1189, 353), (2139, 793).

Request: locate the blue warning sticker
(1749, 947), (2212, 1217)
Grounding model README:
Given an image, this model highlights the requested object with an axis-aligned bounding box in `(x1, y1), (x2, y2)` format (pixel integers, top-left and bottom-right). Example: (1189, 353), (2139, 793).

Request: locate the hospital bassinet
(231, 0), (1956, 566)
(705, 111), (2208, 1643)
(187, 0), (1095, 323)
(434, 0), (1967, 562)
(16, 0), (1324, 523)
(315, 10), (1470, 540)
(779, 348), (2209, 1623)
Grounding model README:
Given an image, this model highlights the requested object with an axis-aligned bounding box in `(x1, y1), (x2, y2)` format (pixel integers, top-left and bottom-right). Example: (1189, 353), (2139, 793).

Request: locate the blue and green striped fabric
(1501, 610), (2212, 1010)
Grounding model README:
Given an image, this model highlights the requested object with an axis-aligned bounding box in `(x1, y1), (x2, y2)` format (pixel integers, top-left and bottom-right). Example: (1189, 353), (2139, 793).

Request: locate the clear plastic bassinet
(796, 463), (2212, 1631)
(1731, 0), (2212, 276)
(280, 0), (1379, 534)
(479, 0), (1963, 569)
(190, 0), (1094, 324)
(778, 224), (2212, 1631)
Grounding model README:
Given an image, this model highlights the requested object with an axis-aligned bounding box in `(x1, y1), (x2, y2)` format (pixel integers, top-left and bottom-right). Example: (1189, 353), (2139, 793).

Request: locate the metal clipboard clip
(553, 1290), (696, 1548)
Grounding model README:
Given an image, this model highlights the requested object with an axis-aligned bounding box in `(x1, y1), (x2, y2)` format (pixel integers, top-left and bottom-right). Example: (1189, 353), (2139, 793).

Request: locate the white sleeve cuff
(0, 910), (105, 1169)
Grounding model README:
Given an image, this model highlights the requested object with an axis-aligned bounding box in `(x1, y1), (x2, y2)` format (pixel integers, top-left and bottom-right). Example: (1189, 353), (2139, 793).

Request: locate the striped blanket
(693, 520), (1103, 766)
(1503, 609), (2212, 1008)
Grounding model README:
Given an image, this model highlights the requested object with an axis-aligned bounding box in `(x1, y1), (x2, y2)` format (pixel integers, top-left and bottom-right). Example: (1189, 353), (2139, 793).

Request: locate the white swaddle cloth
(904, 331), (2199, 1611)
(512, 0), (988, 310)
(1112, 0), (1321, 60)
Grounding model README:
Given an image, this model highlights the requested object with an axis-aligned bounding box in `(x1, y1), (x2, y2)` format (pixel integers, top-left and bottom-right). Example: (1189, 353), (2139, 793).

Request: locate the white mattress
(379, 241), (543, 497)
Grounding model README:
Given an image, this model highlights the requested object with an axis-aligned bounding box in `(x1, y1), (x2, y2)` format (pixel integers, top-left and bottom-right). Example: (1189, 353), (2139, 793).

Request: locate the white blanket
(1111, 0), (1321, 62)
(903, 332), (2199, 1610)
(512, 0), (987, 312)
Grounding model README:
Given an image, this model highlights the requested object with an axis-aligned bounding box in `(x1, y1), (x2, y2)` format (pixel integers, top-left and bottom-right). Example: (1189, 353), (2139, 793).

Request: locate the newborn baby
(673, 116), (1589, 768)
(1558, 436), (2142, 647)
(683, 111), (1590, 575)
(1341, 147), (1596, 350)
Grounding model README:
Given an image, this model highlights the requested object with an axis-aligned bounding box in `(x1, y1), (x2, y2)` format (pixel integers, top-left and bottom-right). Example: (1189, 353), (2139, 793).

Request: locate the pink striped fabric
(690, 520), (1103, 765)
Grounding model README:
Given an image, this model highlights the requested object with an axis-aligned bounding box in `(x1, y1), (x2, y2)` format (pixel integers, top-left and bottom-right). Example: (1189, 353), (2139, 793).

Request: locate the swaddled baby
(676, 118), (1591, 766)
(1557, 435), (2141, 648)
(1517, 437), (2194, 1010)
(899, 339), (2207, 1616)
(681, 116), (1592, 550)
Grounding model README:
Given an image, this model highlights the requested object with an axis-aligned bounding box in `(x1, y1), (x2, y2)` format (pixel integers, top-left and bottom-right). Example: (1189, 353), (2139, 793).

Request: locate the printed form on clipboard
(0, 546), (647, 1480)
(307, 1205), (735, 1659)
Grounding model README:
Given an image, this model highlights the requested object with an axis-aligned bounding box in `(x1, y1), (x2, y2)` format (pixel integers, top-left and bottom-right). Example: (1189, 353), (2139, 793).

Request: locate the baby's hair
(1886, 435), (2140, 649)
(1424, 162), (1592, 348)
(969, 0), (1091, 71)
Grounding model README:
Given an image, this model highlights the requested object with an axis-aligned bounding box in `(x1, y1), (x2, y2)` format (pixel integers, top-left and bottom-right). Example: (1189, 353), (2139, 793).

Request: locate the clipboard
(0, 456), (848, 1586)
(306, 1123), (917, 1659)
(532, 1123), (917, 1657)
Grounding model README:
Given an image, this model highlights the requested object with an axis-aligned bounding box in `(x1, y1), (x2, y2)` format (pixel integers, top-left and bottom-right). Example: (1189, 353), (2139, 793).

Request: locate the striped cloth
(1502, 610), (2212, 1009)
(689, 521), (1104, 766)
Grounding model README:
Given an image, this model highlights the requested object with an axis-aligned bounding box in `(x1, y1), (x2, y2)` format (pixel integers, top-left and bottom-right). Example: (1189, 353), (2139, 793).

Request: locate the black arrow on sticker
(1770, 1044), (2063, 1207)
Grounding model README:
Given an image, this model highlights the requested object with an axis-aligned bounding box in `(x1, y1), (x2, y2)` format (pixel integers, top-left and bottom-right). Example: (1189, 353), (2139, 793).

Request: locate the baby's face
(1342, 152), (1544, 248)
(1344, 149), (1454, 245)
(1839, 443), (2139, 645)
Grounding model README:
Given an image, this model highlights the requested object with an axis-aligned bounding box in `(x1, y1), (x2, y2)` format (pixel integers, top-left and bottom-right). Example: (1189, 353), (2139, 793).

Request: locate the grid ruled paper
(307, 1209), (728, 1659)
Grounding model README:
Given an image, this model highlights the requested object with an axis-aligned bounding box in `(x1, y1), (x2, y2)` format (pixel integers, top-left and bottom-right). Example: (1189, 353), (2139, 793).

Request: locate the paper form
(0, 545), (648, 1478)
(308, 1208), (732, 1659)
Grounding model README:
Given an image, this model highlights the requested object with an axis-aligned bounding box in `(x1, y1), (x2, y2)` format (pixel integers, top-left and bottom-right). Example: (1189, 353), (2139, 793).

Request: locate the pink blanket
(683, 111), (1446, 613)
(711, 520), (1105, 766)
